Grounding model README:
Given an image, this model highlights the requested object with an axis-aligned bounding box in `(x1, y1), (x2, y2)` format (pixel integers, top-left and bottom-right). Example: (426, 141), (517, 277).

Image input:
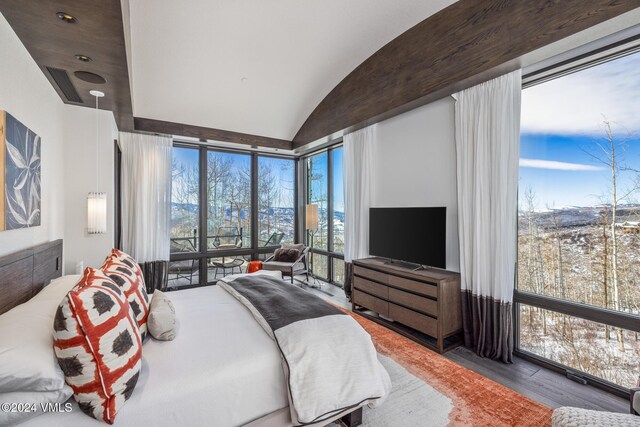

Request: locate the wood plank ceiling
(0, 0), (134, 131)
(292, 0), (640, 148)
(1, 0), (639, 149)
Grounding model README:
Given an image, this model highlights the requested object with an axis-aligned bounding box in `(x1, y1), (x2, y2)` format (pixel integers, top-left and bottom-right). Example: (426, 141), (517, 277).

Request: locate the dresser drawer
(388, 274), (437, 298)
(353, 276), (388, 299)
(389, 288), (438, 317)
(389, 303), (437, 337)
(353, 289), (389, 317)
(354, 265), (388, 284)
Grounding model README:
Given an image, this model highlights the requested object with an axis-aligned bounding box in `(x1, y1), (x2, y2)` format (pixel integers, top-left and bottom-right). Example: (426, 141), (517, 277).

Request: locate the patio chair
(262, 244), (309, 284)
(168, 238), (199, 286)
(244, 231), (286, 262)
(211, 226), (243, 250)
(209, 226), (244, 278)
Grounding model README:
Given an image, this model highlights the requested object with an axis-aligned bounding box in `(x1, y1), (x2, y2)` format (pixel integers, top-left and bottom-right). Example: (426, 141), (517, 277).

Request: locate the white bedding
(24, 285), (288, 427)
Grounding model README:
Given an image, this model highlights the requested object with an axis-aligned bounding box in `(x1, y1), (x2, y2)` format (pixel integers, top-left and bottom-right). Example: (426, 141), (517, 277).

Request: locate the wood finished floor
(301, 280), (629, 414)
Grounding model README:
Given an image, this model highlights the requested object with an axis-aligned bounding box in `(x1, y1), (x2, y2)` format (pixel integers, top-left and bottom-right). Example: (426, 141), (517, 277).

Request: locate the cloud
(521, 52), (640, 135)
(519, 158), (606, 171)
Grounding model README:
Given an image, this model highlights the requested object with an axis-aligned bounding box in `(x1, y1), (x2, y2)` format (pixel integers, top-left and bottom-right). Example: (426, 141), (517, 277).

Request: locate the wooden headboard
(0, 239), (63, 315)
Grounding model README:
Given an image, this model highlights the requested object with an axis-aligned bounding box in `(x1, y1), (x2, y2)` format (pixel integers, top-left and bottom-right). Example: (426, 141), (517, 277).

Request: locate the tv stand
(352, 257), (462, 353)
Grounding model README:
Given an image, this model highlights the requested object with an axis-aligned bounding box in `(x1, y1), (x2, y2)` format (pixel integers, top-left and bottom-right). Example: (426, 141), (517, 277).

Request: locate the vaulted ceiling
(127, 0), (457, 142)
(2, 0), (640, 151)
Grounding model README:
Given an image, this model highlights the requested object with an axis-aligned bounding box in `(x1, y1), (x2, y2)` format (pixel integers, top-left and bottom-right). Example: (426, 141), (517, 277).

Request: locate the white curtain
(343, 124), (376, 263)
(454, 69), (521, 362)
(119, 132), (172, 264)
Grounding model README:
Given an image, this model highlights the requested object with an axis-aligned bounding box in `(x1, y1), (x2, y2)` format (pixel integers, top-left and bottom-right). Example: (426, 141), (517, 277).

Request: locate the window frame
(169, 142), (298, 289)
(302, 142), (345, 287)
(515, 41), (640, 398)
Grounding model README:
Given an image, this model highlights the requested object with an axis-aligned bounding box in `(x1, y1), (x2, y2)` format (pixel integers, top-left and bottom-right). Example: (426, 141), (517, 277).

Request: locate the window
(305, 145), (345, 286)
(517, 49), (640, 390)
(332, 147), (344, 255)
(258, 156), (295, 247)
(207, 151), (252, 250)
(169, 146), (200, 290)
(171, 146), (199, 254)
(168, 144), (297, 289)
(307, 152), (329, 251)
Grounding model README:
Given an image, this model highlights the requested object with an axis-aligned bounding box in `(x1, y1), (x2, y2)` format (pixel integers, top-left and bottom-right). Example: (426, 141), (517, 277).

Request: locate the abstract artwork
(0, 111), (41, 231)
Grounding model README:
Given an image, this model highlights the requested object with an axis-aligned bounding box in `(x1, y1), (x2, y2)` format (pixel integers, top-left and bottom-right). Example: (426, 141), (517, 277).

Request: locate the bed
(0, 241), (387, 426)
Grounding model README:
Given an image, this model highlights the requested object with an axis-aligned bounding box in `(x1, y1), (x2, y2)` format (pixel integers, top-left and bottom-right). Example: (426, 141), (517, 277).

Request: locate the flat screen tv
(369, 207), (446, 268)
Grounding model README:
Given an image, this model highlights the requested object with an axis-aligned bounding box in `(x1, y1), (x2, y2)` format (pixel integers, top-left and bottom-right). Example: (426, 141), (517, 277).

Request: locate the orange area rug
(346, 310), (552, 426)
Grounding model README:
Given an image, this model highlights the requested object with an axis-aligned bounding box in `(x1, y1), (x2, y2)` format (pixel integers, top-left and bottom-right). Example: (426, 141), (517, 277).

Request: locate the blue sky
(519, 50), (640, 210)
(307, 148), (344, 213)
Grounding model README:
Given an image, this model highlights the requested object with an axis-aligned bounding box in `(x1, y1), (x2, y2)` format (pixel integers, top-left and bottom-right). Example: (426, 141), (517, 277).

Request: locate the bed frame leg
(340, 407), (362, 427)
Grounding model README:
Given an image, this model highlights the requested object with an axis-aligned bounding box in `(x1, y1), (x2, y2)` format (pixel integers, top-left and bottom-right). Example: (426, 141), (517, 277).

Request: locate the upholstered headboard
(0, 239), (63, 315)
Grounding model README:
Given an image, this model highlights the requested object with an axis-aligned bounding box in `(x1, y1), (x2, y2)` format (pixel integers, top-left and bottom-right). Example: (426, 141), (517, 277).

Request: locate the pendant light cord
(95, 94), (99, 194)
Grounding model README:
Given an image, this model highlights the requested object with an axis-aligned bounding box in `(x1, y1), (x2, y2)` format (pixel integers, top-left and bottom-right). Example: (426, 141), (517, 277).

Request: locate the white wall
(0, 14), (65, 257)
(372, 97), (460, 272)
(63, 105), (117, 273)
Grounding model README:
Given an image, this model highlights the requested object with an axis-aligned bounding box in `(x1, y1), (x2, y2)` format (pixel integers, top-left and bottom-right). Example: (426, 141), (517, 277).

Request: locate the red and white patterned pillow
(53, 268), (142, 424)
(100, 249), (150, 340)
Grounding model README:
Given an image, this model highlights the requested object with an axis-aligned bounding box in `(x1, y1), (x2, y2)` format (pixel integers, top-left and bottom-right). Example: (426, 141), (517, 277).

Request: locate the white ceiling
(127, 0), (457, 141)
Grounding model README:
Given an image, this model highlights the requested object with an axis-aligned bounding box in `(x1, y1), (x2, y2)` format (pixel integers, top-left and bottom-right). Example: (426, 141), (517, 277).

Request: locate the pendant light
(87, 89), (107, 234)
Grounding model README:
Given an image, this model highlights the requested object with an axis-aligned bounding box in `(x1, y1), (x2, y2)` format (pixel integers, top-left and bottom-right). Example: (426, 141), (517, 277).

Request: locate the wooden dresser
(352, 257), (462, 353)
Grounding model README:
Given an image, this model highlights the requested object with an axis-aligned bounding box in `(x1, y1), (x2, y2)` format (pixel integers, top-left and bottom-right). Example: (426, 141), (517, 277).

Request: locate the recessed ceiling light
(89, 90), (105, 98)
(75, 54), (92, 62)
(56, 12), (77, 24)
(241, 77), (248, 83)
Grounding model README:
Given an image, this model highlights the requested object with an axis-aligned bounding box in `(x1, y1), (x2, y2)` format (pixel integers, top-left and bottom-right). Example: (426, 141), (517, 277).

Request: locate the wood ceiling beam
(0, 0), (134, 131)
(133, 117), (292, 150)
(292, 0), (640, 148)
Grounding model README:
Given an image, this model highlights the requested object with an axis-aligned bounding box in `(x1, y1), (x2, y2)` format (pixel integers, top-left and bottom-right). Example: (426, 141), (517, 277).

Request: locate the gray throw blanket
(219, 273), (391, 426)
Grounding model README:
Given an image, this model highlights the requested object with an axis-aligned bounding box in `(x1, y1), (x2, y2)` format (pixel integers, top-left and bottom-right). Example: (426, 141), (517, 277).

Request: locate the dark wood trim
(292, 0), (640, 147)
(515, 290), (640, 333)
(134, 117), (292, 150)
(0, 240), (63, 315)
(0, 0), (134, 130)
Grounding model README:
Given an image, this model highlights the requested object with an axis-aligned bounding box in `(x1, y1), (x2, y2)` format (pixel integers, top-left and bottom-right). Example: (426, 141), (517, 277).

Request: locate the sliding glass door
(516, 48), (640, 392)
(305, 145), (345, 286)
(169, 143), (297, 289)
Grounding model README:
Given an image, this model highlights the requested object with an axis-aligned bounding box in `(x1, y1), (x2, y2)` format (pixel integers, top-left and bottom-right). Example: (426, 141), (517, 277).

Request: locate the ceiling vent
(46, 66), (82, 103)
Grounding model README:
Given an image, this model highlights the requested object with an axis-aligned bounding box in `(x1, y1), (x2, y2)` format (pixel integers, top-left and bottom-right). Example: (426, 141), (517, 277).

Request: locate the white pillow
(0, 275), (80, 393)
(148, 290), (176, 341)
(0, 385), (73, 425)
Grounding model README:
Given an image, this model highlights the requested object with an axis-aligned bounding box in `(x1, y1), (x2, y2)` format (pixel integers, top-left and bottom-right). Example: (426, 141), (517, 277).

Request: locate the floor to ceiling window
(169, 144), (297, 289)
(258, 156), (296, 247)
(206, 151), (252, 250)
(169, 146), (201, 288)
(305, 145), (345, 286)
(516, 48), (640, 392)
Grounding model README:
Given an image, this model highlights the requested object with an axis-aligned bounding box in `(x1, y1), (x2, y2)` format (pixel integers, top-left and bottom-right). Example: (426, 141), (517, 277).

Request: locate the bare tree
(584, 119), (640, 351)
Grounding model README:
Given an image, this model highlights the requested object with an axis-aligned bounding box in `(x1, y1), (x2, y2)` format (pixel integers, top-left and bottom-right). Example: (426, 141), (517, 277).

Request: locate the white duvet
(23, 285), (288, 427)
